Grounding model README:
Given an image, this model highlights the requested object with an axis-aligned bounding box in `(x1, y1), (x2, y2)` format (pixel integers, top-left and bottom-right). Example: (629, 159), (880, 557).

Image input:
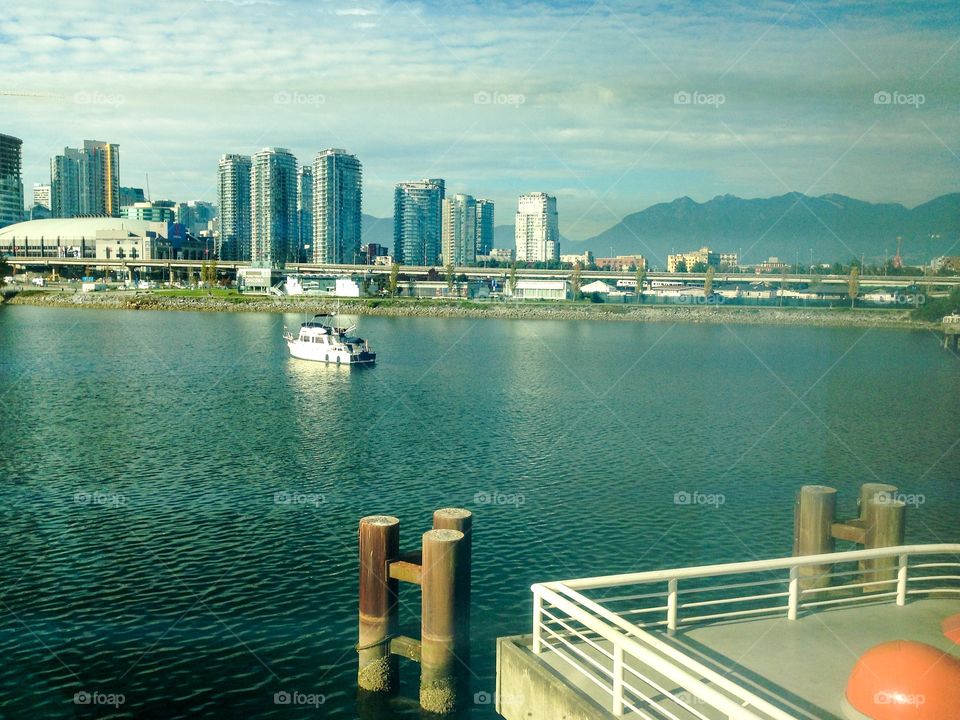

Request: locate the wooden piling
(358, 515), (400, 693)
(862, 495), (906, 592)
(793, 485), (837, 590)
(432, 508), (472, 660)
(858, 483), (898, 521)
(420, 528), (465, 715)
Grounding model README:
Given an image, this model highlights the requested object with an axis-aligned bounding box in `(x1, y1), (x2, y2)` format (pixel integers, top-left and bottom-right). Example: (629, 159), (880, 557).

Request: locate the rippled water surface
(0, 306), (957, 718)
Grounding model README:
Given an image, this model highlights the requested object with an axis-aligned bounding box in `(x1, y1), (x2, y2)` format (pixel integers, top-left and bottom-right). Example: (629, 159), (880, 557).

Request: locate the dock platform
(496, 544), (960, 720)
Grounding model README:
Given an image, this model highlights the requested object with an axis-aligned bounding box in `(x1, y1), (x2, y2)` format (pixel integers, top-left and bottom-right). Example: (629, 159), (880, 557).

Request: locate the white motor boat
(283, 315), (376, 365)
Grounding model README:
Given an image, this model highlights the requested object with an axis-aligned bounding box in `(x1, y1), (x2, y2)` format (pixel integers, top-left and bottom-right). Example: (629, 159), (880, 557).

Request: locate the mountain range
(360, 193), (960, 266)
(576, 192), (960, 267)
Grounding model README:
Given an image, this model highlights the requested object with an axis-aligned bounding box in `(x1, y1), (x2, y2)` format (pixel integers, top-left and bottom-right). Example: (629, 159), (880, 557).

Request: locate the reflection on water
(0, 306), (957, 719)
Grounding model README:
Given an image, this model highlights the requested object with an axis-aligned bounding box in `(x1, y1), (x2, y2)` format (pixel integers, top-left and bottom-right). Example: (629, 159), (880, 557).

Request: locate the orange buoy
(942, 614), (960, 644)
(845, 640), (960, 719)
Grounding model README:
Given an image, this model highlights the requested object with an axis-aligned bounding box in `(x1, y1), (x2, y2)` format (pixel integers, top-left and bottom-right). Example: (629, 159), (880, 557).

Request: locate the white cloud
(3, 0), (957, 239)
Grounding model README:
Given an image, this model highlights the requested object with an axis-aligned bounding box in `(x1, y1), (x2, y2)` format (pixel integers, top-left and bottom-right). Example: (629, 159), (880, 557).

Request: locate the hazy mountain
(361, 214), (393, 249)
(573, 193), (960, 267)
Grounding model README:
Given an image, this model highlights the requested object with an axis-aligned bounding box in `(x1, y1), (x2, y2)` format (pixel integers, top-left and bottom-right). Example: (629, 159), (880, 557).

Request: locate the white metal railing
(531, 544), (960, 719)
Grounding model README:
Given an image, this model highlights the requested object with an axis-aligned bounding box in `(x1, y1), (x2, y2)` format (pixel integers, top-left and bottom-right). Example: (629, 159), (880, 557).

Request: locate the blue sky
(2, 0), (958, 240)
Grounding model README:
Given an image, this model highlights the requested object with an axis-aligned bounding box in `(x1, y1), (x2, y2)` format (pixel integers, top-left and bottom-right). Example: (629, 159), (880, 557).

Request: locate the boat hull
(286, 340), (376, 365)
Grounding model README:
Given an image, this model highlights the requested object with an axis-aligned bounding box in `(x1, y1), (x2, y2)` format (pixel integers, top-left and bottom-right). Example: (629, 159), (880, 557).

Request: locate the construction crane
(892, 236), (903, 269)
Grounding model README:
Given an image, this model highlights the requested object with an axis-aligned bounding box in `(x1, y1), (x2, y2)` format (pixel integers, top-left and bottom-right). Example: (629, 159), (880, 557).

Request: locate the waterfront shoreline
(2, 289), (936, 329)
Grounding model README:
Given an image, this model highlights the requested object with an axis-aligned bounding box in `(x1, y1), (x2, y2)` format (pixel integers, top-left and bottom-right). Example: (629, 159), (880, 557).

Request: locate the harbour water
(0, 305), (957, 719)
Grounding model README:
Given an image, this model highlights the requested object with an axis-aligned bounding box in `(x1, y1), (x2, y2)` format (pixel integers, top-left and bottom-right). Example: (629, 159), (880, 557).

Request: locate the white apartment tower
(515, 192), (559, 263)
(216, 154), (252, 260)
(442, 193), (477, 266)
(250, 147), (298, 266)
(313, 149), (362, 264)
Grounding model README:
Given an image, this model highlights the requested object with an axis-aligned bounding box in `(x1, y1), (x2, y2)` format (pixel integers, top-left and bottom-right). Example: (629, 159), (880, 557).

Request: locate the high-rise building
(83, 140), (120, 217)
(297, 165), (313, 263)
(394, 179), (443, 266)
(515, 192), (559, 263)
(442, 193), (476, 266)
(0, 134), (23, 228)
(50, 151), (80, 218)
(250, 147), (298, 267)
(475, 199), (494, 256)
(49, 140), (120, 218)
(175, 200), (218, 236)
(217, 154), (252, 260)
(119, 186), (146, 208)
(313, 149), (362, 264)
(32, 183), (51, 210)
(121, 201), (175, 223)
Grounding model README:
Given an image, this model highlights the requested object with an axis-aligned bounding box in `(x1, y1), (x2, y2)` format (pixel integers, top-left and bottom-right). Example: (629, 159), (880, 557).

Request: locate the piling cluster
(357, 508), (472, 715)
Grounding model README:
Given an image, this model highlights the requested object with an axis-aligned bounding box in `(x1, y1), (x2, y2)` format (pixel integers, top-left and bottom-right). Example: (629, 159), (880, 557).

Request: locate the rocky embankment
(3, 289), (933, 329)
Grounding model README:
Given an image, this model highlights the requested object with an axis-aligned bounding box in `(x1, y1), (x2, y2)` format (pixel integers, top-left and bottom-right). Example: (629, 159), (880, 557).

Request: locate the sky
(2, 0), (958, 241)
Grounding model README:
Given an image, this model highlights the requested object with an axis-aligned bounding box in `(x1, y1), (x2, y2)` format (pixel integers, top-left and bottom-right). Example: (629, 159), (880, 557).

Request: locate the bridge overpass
(4, 256), (959, 289)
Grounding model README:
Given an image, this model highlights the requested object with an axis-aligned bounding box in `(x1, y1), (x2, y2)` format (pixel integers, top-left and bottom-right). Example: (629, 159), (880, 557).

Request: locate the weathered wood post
(358, 515), (400, 694)
(432, 508), (472, 659)
(420, 528), (466, 715)
(858, 483), (898, 521)
(793, 485), (837, 590)
(862, 494), (906, 593)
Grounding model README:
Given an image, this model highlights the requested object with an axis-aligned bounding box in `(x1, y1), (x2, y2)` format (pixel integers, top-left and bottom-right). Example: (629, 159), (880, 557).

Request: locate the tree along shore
(2, 289), (938, 329)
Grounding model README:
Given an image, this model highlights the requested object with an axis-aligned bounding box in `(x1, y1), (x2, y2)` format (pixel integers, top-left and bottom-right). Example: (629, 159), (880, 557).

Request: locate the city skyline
(2, 1), (957, 241)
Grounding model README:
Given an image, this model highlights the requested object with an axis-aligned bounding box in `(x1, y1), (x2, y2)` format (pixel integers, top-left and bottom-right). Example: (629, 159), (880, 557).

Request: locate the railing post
(532, 589), (543, 654)
(897, 553), (909, 606)
(788, 565), (799, 620)
(612, 643), (624, 716)
(667, 579), (678, 631)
